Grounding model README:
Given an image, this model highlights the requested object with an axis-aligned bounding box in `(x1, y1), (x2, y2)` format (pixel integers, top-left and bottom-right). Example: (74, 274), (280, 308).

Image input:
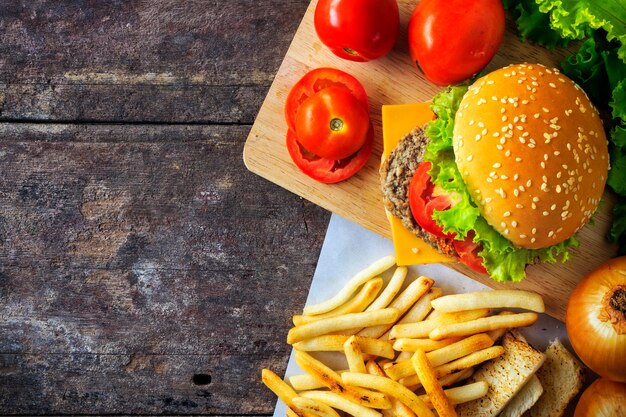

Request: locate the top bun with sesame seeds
(453, 63), (609, 249)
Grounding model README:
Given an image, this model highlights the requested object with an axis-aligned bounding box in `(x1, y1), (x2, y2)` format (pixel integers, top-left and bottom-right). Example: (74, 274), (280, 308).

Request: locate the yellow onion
(566, 256), (626, 382)
(574, 377), (626, 417)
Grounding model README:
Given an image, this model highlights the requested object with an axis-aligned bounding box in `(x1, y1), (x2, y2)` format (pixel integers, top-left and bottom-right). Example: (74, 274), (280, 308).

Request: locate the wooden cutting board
(243, 0), (618, 321)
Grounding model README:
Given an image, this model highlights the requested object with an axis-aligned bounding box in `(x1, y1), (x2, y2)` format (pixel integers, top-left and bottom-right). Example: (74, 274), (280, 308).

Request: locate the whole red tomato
(295, 87), (369, 160)
(408, 0), (505, 85)
(314, 0), (400, 62)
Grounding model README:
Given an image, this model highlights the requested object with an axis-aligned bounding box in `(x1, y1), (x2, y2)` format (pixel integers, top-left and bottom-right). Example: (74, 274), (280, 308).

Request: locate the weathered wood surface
(0, 1), (322, 415)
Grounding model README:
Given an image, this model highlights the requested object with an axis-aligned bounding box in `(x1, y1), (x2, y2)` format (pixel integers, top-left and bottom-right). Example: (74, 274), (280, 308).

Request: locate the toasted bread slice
(456, 331), (545, 417)
(500, 374), (544, 417)
(524, 339), (585, 417)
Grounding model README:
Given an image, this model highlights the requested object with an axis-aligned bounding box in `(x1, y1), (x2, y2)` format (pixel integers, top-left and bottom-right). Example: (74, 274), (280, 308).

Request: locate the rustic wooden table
(0, 1), (329, 414)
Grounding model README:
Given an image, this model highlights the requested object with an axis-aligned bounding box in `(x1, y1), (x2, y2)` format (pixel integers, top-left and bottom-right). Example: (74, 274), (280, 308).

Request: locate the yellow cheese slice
(381, 103), (453, 266)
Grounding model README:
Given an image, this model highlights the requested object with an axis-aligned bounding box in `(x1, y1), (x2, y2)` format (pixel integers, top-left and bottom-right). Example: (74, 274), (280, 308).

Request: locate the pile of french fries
(262, 255), (545, 417)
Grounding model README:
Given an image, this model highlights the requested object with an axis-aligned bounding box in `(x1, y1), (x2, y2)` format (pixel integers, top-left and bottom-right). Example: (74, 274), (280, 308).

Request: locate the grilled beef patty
(379, 126), (458, 258)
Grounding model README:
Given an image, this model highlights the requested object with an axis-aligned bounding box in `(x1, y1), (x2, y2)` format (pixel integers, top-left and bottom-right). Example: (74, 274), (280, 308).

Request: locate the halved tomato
(453, 231), (488, 274)
(408, 161), (456, 238)
(286, 124), (373, 184)
(295, 87), (370, 160)
(284, 68), (369, 132)
(408, 162), (488, 274)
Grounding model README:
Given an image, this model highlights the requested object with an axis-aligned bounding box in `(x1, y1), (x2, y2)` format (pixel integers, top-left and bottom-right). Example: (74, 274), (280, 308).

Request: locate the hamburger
(380, 63), (609, 282)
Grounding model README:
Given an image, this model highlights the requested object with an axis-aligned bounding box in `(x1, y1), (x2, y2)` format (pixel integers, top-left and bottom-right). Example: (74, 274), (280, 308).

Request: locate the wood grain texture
(244, 0), (619, 320)
(0, 0), (308, 123)
(0, 0), (324, 414)
(0, 123), (329, 413)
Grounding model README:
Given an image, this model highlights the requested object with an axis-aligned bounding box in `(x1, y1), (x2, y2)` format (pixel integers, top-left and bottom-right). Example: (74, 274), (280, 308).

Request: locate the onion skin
(574, 378), (626, 417)
(566, 256), (626, 382)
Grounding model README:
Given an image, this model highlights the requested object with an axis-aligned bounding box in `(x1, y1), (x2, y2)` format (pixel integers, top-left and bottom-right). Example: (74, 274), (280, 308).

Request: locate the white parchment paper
(272, 214), (588, 417)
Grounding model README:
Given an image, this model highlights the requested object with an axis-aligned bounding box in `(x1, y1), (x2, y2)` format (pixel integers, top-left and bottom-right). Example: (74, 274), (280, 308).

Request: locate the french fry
(292, 397), (341, 417)
(293, 278), (384, 326)
(261, 369), (314, 417)
(389, 308), (490, 340)
(293, 335), (395, 359)
(290, 373), (329, 391)
(288, 308), (399, 344)
(487, 311), (514, 342)
(344, 335), (367, 373)
(396, 287), (444, 324)
(429, 312), (538, 340)
(303, 255), (396, 315)
(393, 337), (461, 353)
(400, 367), (474, 391)
(294, 351), (391, 409)
(378, 287), (444, 341)
(358, 276), (434, 339)
(431, 290), (545, 313)
(386, 334), (494, 380)
(300, 390), (382, 417)
(366, 267), (408, 311)
(286, 409), (300, 417)
(395, 351), (413, 361)
(341, 372), (436, 417)
(412, 350), (458, 417)
(366, 360), (417, 417)
(432, 346), (504, 378)
(418, 381), (489, 407)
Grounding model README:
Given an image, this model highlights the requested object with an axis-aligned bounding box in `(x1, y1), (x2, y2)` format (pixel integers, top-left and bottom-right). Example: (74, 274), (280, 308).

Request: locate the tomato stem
(330, 118), (344, 132)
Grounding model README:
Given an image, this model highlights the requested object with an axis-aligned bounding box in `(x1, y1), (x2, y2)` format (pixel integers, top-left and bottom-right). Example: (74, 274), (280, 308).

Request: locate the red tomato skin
(453, 232), (488, 274)
(295, 87), (370, 160)
(408, 161), (456, 239)
(314, 0), (400, 62)
(284, 68), (369, 132)
(408, 0), (505, 85)
(286, 124), (373, 184)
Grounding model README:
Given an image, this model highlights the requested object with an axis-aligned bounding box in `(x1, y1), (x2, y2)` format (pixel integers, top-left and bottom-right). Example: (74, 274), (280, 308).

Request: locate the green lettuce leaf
(608, 124), (626, 195)
(609, 198), (626, 255)
(537, 0), (626, 61)
(423, 87), (579, 282)
(503, 0), (571, 48)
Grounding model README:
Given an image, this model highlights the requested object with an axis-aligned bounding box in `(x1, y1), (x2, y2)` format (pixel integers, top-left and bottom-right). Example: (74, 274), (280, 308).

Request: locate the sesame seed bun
(453, 63), (609, 249)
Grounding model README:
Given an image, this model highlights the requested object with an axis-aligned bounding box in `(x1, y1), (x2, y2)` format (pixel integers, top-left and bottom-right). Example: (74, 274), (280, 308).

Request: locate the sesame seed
(514, 189), (519, 197)
(505, 150), (511, 157)
(475, 134), (481, 141)
(501, 222), (506, 228)
(548, 230), (554, 237)
(532, 203), (537, 209)
(493, 163), (502, 168)
(542, 107), (550, 113)
(513, 174), (519, 181)
(534, 113), (540, 119)
(531, 238), (536, 243)
(512, 221), (518, 227)
(501, 175), (509, 180)
(540, 162), (546, 169)
(549, 83), (556, 88)
(556, 185), (562, 193)
(469, 120), (475, 126)
(502, 115), (508, 122)
(467, 155), (473, 161)
(516, 204), (524, 209)
(516, 157), (522, 162)
(504, 229), (510, 235)
(541, 183), (548, 191)
(520, 234), (527, 238)
(551, 204), (557, 210)
(533, 196), (540, 202)
(543, 211), (549, 216)
(411, 247), (420, 254)
(497, 144), (504, 150)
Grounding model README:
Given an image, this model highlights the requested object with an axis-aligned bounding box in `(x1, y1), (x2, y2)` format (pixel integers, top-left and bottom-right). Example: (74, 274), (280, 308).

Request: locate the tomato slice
(408, 162), (456, 238)
(295, 87), (370, 160)
(286, 124), (373, 184)
(453, 231), (488, 274)
(284, 68), (369, 132)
